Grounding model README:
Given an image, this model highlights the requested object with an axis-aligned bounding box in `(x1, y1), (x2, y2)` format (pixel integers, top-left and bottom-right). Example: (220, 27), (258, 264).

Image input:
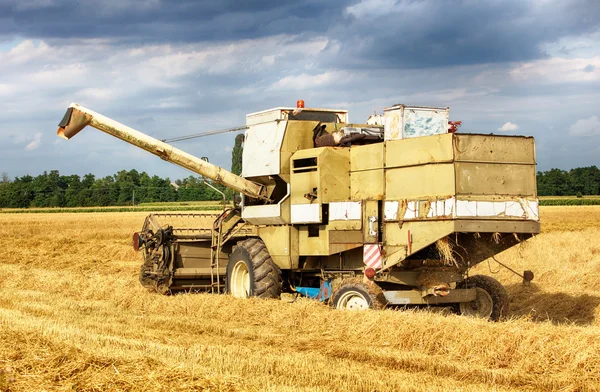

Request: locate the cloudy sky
(1, 0), (599, 181)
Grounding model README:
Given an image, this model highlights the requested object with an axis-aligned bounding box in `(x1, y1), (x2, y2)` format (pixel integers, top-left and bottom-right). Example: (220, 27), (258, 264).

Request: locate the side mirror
(233, 193), (242, 208)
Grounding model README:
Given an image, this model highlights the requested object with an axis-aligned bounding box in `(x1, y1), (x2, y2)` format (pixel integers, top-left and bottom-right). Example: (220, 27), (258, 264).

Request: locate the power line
(161, 125), (247, 144)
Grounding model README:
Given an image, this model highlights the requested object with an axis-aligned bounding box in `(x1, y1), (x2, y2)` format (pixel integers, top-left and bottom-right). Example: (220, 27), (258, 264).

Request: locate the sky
(0, 0), (599, 181)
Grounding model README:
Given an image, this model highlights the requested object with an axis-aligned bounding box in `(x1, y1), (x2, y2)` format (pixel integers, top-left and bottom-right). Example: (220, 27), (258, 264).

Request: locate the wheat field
(0, 207), (599, 391)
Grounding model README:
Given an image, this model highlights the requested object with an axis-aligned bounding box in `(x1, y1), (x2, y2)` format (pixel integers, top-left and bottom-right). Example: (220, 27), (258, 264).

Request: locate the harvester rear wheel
(330, 278), (387, 310)
(225, 238), (282, 299)
(457, 275), (509, 321)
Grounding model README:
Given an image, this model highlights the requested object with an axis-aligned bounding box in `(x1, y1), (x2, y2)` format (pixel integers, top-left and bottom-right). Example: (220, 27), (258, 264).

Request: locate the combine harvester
(57, 101), (539, 320)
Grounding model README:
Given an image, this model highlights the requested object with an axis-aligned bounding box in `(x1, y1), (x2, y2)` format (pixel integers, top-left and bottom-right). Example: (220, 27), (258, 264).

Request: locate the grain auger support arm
(57, 103), (269, 202)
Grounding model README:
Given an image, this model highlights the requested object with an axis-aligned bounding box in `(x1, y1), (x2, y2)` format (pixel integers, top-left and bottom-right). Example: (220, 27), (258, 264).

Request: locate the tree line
(1, 165), (599, 208)
(0, 134), (244, 209)
(536, 166), (600, 197)
(0, 169), (231, 208)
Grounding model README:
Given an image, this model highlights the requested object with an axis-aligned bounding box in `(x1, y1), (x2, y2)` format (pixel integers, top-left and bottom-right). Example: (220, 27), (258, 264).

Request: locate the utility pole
(132, 189), (135, 206)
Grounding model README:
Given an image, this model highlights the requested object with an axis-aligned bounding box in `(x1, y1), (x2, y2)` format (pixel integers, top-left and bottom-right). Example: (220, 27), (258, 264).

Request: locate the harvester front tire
(225, 238), (282, 299)
(330, 278), (387, 310)
(457, 275), (509, 321)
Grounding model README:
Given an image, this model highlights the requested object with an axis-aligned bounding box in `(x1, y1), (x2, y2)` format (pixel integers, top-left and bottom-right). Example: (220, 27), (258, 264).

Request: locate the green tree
(231, 134), (244, 176)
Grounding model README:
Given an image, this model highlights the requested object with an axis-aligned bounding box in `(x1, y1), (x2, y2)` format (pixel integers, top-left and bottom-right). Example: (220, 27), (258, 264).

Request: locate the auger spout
(57, 103), (268, 201)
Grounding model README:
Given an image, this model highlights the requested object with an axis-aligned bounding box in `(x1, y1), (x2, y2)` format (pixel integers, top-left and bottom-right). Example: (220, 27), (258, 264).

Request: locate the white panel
(403, 108), (449, 138)
(522, 199), (540, 221)
(477, 201), (501, 216)
(384, 106), (404, 141)
(246, 107), (288, 126)
(404, 201), (418, 219)
(291, 204), (320, 224)
(425, 197), (455, 218)
(242, 204), (280, 218)
(383, 105), (449, 141)
(427, 201), (435, 218)
(384, 201), (399, 221)
(242, 121), (287, 178)
(455, 200), (477, 217)
(505, 202), (525, 217)
(445, 197), (454, 216)
(329, 201), (362, 221)
(385, 197), (538, 221)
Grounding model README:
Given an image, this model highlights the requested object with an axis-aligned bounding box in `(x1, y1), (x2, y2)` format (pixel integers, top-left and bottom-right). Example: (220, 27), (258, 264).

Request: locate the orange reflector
(296, 99), (305, 108)
(132, 232), (142, 251)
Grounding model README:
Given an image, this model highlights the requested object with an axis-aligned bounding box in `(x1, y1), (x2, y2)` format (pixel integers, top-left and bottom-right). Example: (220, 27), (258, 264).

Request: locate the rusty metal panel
(385, 133), (454, 169)
(329, 230), (363, 244)
(386, 163), (455, 199)
(456, 162), (536, 196)
(351, 169), (384, 200)
(454, 219), (540, 234)
(328, 219), (362, 231)
(384, 220), (453, 249)
(351, 143), (384, 171)
(454, 134), (536, 164)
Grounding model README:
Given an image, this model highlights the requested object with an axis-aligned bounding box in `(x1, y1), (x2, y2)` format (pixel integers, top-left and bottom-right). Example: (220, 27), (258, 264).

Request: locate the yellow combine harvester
(57, 101), (539, 320)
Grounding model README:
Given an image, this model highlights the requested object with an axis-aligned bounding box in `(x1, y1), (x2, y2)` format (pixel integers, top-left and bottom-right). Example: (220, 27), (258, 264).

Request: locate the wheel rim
(230, 260), (250, 298)
(459, 287), (493, 319)
(336, 291), (370, 310)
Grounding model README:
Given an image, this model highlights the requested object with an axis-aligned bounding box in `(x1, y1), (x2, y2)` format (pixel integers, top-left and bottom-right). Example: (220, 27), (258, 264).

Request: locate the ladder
(209, 213), (226, 293)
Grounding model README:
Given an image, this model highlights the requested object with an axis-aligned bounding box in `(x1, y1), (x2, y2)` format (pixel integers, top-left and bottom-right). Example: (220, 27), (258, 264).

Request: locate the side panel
(351, 143), (384, 171)
(455, 162), (536, 196)
(320, 148), (351, 203)
(298, 225), (329, 256)
(454, 134), (535, 164)
(383, 220), (454, 268)
(258, 225), (299, 269)
(386, 163), (455, 199)
(385, 134), (454, 169)
(351, 169), (384, 200)
(279, 120), (320, 183)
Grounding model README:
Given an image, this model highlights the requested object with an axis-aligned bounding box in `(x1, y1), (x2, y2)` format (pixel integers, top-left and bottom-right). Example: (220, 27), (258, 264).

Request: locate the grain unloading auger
(57, 101), (540, 320)
(58, 103), (269, 201)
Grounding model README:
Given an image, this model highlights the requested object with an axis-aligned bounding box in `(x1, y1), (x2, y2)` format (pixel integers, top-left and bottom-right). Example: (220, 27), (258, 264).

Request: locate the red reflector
(132, 232), (142, 251)
(364, 267), (376, 279)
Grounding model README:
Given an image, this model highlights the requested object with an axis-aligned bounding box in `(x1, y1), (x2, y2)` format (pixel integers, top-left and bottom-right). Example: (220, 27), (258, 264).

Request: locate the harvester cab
(57, 100), (539, 321)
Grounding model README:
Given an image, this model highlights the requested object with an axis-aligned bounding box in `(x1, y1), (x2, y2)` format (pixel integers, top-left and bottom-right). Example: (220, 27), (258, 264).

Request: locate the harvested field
(1, 207), (599, 391)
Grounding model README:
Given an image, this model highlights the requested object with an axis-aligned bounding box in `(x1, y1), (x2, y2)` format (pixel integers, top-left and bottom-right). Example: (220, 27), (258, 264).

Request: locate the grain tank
(57, 102), (540, 320)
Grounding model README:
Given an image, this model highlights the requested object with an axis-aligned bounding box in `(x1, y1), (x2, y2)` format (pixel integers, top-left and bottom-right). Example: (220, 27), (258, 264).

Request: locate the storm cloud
(0, 0), (599, 179)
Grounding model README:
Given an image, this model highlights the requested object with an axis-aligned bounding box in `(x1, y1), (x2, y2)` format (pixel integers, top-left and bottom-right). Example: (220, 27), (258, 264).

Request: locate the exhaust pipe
(57, 103), (269, 201)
